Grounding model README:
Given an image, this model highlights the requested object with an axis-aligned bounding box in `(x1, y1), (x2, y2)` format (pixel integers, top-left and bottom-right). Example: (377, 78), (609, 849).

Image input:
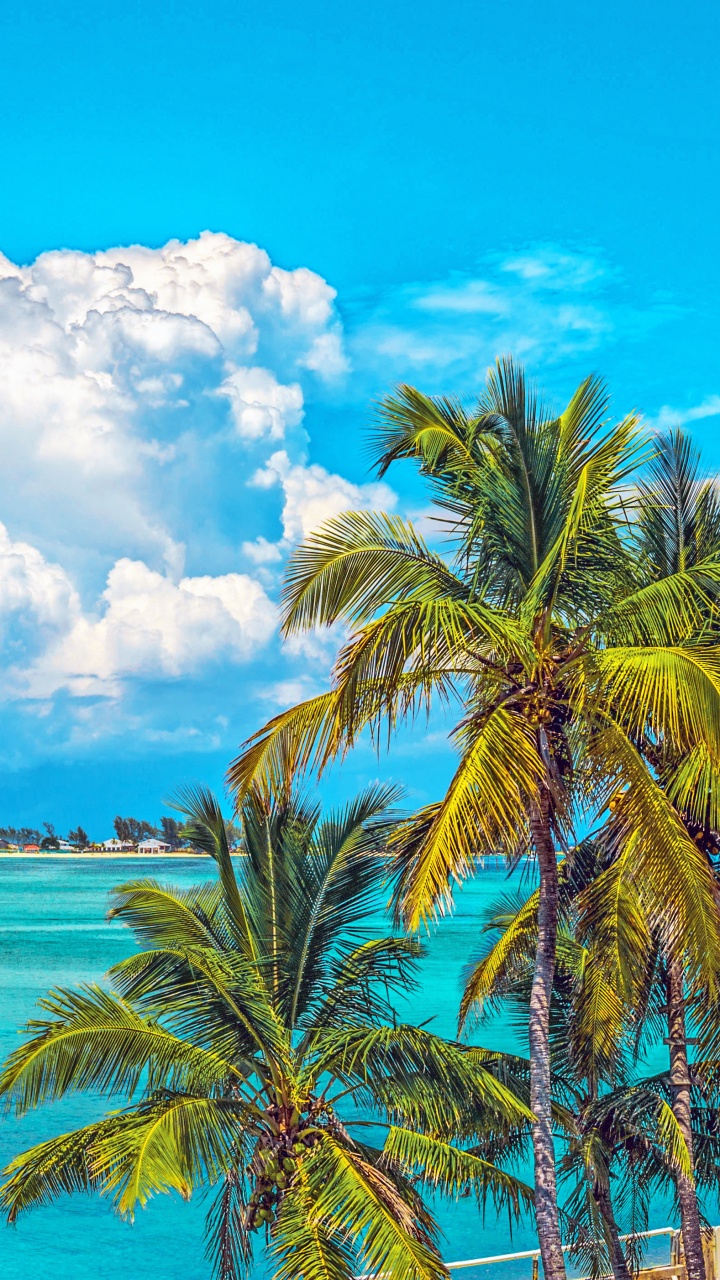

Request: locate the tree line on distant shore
(0, 813), (244, 849)
(0, 822), (89, 849)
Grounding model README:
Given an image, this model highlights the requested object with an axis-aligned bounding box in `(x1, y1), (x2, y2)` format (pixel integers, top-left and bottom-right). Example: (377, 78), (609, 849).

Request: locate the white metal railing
(357, 1224), (720, 1280)
(445, 1226), (680, 1270)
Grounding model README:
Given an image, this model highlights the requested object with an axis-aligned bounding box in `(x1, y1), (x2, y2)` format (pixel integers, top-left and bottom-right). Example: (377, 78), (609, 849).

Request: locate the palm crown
(0, 783), (533, 1280)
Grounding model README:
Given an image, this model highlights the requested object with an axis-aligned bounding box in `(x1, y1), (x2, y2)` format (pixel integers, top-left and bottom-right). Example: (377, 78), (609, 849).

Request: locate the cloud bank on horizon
(0, 230), (710, 764)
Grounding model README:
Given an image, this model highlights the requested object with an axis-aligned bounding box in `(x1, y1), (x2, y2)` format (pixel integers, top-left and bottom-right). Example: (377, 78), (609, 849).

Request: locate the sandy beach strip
(0, 851), (236, 859)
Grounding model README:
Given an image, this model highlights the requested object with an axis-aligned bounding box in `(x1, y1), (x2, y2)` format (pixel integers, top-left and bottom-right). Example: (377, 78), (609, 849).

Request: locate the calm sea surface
(0, 858), (693, 1279)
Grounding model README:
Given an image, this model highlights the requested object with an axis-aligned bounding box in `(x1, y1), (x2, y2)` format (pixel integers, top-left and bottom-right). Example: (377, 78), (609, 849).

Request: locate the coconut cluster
(246, 1104), (323, 1232)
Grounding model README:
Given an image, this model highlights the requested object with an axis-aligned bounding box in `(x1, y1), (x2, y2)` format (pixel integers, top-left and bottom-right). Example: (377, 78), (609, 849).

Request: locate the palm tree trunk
(594, 1180), (632, 1280)
(666, 958), (706, 1280)
(529, 797), (566, 1280)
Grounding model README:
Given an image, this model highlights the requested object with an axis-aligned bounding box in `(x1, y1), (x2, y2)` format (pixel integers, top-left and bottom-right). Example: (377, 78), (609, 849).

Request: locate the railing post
(712, 1225), (720, 1280)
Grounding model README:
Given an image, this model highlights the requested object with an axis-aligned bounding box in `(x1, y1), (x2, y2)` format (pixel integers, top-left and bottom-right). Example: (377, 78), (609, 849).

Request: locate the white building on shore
(137, 838), (171, 853)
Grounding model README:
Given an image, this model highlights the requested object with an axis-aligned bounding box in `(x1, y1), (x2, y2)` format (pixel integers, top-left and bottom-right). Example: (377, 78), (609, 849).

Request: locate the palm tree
(0, 783), (533, 1280)
(459, 844), (712, 1280)
(228, 359), (720, 1280)
(613, 428), (720, 1280)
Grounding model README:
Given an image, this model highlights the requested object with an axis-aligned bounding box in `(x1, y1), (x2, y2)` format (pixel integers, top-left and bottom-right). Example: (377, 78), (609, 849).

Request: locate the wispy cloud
(647, 394), (720, 433)
(347, 245), (675, 395)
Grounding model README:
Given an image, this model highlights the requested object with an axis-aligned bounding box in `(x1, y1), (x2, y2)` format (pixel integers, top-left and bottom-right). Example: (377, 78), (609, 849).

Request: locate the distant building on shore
(23, 844), (40, 853)
(102, 838), (134, 851)
(137, 838), (171, 853)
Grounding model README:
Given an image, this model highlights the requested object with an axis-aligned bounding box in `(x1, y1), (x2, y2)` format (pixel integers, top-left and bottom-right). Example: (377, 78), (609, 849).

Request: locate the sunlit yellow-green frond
(665, 742), (720, 832)
(459, 889), (539, 1028)
(586, 645), (720, 756)
(595, 558), (720, 646)
(89, 1095), (239, 1216)
(309, 1133), (447, 1280)
(371, 383), (488, 479)
(0, 985), (237, 1115)
(570, 945), (626, 1089)
(0, 1119), (119, 1222)
(655, 1098), (694, 1180)
(574, 846), (655, 1010)
(226, 672), (453, 802)
(581, 722), (720, 986)
(383, 1126), (534, 1218)
(333, 596), (532, 685)
(227, 692), (344, 801)
(106, 880), (225, 951)
(270, 1164), (355, 1280)
(395, 706), (543, 930)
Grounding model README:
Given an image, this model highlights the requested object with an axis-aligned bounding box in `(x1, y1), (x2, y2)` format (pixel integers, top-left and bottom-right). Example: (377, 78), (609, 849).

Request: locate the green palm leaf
(282, 509), (467, 633)
(0, 985), (236, 1114)
(394, 706), (543, 929)
(384, 1125), (534, 1218)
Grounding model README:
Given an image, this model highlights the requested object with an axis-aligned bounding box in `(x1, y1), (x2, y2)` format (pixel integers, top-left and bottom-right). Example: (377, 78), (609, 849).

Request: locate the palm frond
(309, 1132), (447, 1280)
(0, 985), (235, 1113)
(310, 1024), (533, 1133)
(108, 879), (226, 951)
(383, 1126), (534, 1219)
(371, 384), (486, 479)
(588, 644), (720, 755)
(283, 782), (402, 1026)
(89, 1094), (241, 1216)
(569, 945), (626, 1089)
(206, 1166), (254, 1280)
(459, 889), (540, 1028)
(0, 1118), (119, 1222)
(270, 1163), (355, 1280)
(665, 743), (720, 833)
(108, 945), (288, 1067)
(171, 786), (251, 948)
(580, 723), (720, 986)
(633, 428), (720, 579)
(227, 692), (344, 801)
(394, 706), (543, 929)
(597, 559), (720, 646)
(282, 509), (468, 634)
(307, 937), (423, 1036)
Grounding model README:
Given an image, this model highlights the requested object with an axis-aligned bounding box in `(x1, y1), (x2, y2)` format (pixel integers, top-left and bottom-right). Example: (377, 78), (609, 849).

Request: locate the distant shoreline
(0, 851), (234, 860)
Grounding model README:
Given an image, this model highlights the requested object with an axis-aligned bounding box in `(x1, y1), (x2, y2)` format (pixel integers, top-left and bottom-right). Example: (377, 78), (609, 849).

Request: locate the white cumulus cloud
(0, 232), (349, 583)
(0, 231), (359, 753)
(0, 522), (80, 640)
(22, 558), (276, 699)
(249, 449), (396, 545)
(219, 366), (304, 440)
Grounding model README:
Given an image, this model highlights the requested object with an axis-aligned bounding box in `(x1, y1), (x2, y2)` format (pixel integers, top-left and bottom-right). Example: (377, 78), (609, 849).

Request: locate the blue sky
(0, 0), (718, 835)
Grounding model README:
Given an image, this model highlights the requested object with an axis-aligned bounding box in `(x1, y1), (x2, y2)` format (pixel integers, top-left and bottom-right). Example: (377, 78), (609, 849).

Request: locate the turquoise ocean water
(0, 858), (694, 1279)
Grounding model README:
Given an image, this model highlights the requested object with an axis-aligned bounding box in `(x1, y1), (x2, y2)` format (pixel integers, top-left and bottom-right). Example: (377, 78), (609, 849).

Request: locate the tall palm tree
(228, 360), (720, 1280)
(613, 428), (720, 1280)
(0, 783), (533, 1280)
(460, 844), (713, 1280)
